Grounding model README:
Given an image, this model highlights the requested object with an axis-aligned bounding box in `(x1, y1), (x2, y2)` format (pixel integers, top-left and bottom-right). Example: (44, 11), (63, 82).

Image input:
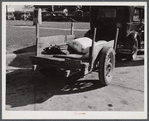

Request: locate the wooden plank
(37, 35), (65, 55)
(30, 55), (65, 65)
(37, 35), (75, 55)
(66, 34), (75, 42)
(30, 55), (84, 70)
(53, 54), (83, 59)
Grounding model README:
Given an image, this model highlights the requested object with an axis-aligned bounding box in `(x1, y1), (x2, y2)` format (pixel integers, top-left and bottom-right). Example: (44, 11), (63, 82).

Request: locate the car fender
(124, 31), (141, 49)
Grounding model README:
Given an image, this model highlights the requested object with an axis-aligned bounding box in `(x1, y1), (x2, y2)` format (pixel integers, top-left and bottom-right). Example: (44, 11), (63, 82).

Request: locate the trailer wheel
(127, 37), (138, 61)
(98, 47), (115, 86)
(39, 67), (58, 77)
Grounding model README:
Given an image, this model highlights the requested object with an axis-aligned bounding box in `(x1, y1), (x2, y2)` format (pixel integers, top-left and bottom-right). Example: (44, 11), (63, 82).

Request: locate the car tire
(127, 37), (138, 61)
(98, 46), (115, 86)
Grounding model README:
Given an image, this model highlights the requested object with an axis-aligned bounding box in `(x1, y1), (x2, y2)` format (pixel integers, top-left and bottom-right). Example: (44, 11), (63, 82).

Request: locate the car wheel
(98, 46), (115, 86)
(127, 37), (138, 61)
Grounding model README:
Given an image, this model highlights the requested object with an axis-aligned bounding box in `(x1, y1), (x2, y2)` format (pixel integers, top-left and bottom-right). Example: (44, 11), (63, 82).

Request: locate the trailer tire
(39, 67), (58, 77)
(98, 47), (115, 86)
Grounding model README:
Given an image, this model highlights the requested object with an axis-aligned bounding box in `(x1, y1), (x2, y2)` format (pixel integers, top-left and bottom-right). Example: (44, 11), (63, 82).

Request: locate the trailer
(30, 7), (119, 86)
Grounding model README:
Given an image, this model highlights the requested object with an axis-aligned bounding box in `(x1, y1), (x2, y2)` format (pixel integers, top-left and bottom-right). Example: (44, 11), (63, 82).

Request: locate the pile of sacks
(42, 37), (93, 55)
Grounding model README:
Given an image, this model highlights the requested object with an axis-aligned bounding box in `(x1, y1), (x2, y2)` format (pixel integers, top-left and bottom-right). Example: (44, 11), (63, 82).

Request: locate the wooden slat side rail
(37, 35), (75, 55)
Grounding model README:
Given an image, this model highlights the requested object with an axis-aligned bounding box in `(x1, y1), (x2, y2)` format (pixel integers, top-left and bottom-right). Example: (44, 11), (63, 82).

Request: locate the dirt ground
(6, 53), (145, 111)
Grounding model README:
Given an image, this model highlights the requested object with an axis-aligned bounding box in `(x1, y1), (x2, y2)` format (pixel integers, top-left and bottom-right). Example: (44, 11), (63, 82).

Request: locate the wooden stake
(36, 23), (39, 56)
(89, 27), (97, 71)
(114, 28), (119, 51)
(71, 22), (74, 35)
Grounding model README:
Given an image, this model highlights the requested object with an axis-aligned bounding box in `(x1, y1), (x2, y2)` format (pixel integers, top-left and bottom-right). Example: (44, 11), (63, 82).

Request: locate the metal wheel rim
(104, 52), (114, 82)
(132, 38), (138, 59)
(133, 41), (137, 53)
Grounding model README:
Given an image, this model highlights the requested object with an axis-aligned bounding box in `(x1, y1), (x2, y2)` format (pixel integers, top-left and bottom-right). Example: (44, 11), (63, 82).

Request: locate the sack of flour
(68, 37), (92, 54)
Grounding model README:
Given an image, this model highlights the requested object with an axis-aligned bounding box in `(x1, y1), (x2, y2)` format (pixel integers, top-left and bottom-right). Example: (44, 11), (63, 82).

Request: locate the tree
(24, 5), (34, 9)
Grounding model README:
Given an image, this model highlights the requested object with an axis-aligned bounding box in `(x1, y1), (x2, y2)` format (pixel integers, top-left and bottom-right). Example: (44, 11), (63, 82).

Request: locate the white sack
(68, 37), (92, 54)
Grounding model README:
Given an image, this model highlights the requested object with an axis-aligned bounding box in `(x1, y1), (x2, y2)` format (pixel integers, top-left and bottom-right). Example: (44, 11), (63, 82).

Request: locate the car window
(98, 9), (116, 18)
(133, 8), (141, 22)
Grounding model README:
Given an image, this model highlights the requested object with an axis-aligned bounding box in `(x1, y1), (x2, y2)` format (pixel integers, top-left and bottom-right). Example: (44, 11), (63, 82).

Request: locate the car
(6, 12), (15, 20)
(42, 11), (53, 21)
(51, 11), (68, 21)
(14, 11), (22, 20)
(72, 10), (83, 21)
(21, 12), (32, 21)
(14, 11), (33, 21)
(85, 6), (144, 61)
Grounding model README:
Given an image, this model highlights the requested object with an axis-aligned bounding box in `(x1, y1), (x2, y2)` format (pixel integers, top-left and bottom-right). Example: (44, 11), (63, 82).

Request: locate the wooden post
(65, 35), (67, 43)
(34, 8), (42, 55)
(71, 22), (74, 35)
(52, 5), (54, 12)
(89, 27), (97, 71)
(36, 23), (39, 55)
(114, 28), (119, 51)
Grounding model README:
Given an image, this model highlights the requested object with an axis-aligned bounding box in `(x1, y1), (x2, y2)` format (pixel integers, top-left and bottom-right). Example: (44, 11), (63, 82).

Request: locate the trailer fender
(93, 46), (116, 70)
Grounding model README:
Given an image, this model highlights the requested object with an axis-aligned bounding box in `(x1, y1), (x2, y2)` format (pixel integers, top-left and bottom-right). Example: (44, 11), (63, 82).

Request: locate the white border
(2, 2), (147, 119)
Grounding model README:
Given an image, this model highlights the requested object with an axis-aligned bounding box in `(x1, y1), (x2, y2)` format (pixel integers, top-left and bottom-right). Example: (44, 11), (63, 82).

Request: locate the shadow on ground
(115, 54), (144, 68)
(116, 59), (144, 68)
(7, 45), (36, 68)
(6, 69), (104, 108)
(13, 45), (36, 54)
